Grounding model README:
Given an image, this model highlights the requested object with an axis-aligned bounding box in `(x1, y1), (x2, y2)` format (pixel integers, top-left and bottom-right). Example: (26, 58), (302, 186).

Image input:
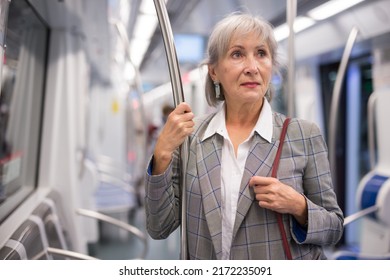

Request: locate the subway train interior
(0, 0), (390, 261)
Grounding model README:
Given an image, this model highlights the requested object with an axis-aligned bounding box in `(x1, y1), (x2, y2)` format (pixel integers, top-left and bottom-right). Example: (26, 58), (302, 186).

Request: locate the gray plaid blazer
(145, 111), (344, 260)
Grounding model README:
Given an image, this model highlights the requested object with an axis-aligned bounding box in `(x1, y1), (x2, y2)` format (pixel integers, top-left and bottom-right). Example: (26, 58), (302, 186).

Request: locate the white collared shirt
(201, 99), (273, 259)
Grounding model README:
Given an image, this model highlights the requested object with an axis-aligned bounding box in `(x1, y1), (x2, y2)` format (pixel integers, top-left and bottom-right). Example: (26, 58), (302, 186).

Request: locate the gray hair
(202, 12), (281, 107)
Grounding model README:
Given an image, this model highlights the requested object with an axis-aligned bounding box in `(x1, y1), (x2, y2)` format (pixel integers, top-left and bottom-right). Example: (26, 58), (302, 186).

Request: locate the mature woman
(145, 12), (344, 260)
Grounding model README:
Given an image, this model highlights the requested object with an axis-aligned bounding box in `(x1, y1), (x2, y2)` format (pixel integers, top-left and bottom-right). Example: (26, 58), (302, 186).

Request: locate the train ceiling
(25, 0), (389, 90)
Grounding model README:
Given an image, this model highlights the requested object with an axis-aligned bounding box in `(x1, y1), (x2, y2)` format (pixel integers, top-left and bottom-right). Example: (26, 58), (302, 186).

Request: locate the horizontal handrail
(332, 249), (390, 260)
(76, 208), (148, 259)
(343, 205), (379, 226)
(47, 247), (99, 260)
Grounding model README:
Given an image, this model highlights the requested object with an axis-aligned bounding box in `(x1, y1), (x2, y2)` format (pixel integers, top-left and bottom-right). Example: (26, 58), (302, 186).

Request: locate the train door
(320, 54), (373, 248)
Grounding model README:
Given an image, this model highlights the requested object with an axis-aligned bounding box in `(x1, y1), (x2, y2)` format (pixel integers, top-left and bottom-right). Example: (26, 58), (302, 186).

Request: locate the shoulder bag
(271, 117), (292, 260)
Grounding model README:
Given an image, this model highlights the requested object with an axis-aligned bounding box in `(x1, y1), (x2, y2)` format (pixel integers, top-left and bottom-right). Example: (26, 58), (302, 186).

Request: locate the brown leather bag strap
(272, 117), (292, 260)
(271, 118), (291, 178)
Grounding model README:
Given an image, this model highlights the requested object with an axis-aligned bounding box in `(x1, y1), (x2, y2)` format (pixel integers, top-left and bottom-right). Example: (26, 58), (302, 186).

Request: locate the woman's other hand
(249, 176), (308, 226)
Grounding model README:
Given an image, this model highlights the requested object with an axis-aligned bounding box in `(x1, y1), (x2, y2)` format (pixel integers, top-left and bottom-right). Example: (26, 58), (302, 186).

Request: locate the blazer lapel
(197, 134), (223, 258)
(232, 134), (277, 237)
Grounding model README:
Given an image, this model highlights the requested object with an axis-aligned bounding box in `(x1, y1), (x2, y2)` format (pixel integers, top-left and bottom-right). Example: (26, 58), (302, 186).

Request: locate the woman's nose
(244, 56), (259, 74)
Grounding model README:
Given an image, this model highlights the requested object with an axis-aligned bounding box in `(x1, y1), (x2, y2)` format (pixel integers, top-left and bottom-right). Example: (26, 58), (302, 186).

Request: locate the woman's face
(209, 31), (273, 108)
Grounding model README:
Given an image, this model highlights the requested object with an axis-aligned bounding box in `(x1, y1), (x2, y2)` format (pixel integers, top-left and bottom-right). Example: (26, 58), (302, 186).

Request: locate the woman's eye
(258, 50), (267, 57)
(231, 51), (241, 58)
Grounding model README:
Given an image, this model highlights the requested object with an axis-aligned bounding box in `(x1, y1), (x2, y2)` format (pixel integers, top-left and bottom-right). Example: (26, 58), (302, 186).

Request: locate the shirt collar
(201, 98), (273, 143)
(257, 98), (273, 143)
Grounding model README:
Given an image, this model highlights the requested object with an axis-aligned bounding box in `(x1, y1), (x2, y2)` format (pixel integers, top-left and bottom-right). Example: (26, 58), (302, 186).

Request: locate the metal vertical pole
(367, 92), (378, 170)
(0, 0), (10, 99)
(328, 27), (359, 195)
(153, 0), (189, 260)
(287, 0), (297, 118)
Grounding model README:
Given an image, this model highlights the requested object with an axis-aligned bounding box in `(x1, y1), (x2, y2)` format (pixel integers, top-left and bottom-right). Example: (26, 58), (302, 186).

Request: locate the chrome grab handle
(367, 92), (378, 169)
(0, 0), (10, 99)
(287, 0), (297, 117)
(110, 19), (148, 188)
(154, 0), (189, 260)
(328, 27), (359, 195)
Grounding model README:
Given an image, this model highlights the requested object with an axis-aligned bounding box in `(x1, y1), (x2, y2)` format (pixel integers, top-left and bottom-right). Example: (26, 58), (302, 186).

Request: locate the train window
(174, 34), (205, 65)
(0, 0), (48, 222)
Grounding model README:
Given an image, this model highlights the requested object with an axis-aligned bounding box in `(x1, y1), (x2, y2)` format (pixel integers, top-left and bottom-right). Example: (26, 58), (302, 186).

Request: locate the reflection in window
(0, 0), (48, 222)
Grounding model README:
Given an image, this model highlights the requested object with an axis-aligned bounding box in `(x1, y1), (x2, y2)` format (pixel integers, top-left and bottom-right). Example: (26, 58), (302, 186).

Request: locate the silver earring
(265, 84), (272, 99)
(214, 81), (221, 99)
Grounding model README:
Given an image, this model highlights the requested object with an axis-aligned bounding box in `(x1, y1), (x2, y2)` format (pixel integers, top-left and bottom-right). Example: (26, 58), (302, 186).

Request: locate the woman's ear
(208, 64), (217, 81)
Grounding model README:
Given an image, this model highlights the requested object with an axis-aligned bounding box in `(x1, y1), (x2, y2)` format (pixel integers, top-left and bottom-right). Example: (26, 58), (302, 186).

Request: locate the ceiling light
(119, 0), (131, 26)
(294, 16), (316, 32)
(130, 0), (169, 68)
(130, 39), (150, 67)
(273, 24), (289, 42)
(273, 16), (316, 41)
(133, 14), (158, 40)
(308, 0), (365, 20)
(139, 0), (158, 15)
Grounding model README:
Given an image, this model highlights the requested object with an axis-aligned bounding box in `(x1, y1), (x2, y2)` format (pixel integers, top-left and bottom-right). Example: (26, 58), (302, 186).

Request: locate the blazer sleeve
(291, 120), (344, 246)
(144, 150), (181, 239)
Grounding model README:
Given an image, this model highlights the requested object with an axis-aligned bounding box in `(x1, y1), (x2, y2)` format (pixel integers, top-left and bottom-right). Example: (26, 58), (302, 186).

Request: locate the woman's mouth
(241, 82), (259, 88)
